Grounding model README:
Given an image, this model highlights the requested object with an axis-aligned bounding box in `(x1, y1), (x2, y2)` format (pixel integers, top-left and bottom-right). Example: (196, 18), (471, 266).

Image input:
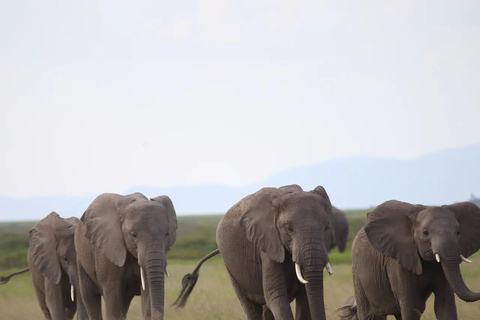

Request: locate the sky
(1, 0), (479, 197)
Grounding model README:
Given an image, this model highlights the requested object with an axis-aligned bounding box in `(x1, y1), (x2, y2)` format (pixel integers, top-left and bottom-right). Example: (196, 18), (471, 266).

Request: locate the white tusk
(295, 263), (308, 284)
(71, 285), (74, 301)
(140, 267), (145, 291)
(326, 262), (333, 275)
(460, 255), (472, 264)
(435, 253), (441, 263)
(165, 265), (169, 277)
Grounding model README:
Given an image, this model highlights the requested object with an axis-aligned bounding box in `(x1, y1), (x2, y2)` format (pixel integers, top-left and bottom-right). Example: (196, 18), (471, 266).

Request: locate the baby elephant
(28, 212), (88, 320)
(342, 200), (480, 320)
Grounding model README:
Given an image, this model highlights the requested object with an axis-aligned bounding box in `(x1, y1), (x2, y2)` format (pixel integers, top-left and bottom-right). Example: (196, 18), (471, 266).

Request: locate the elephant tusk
(461, 255), (472, 264)
(165, 265), (169, 277)
(71, 285), (74, 301)
(435, 253), (441, 263)
(295, 263), (308, 284)
(326, 262), (333, 275)
(140, 267), (145, 291)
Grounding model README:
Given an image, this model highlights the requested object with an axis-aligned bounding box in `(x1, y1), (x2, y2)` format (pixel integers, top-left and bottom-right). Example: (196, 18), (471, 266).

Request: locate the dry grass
(1, 254), (480, 319)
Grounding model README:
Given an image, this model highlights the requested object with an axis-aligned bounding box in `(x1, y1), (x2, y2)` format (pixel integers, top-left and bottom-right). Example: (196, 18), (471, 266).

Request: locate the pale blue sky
(1, 0), (479, 197)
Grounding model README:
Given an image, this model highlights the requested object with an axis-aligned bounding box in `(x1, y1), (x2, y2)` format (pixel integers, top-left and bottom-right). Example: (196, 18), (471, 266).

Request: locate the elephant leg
(44, 278), (65, 320)
(78, 264), (103, 320)
(294, 284), (311, 320)
(123, 293), (135, 318)
(262, 258), (294, 320)
(394, 280), (424, 320)
(75, 285), (90, 320)
(103, 281), (124, 320)
(227, 270), (263, 320)
(352, 275), (372, 320)
(434, 284), (457, 320)
(32, 281), (52, 320)
(398, 302), (422, 320)
(262, 306), (274, 320)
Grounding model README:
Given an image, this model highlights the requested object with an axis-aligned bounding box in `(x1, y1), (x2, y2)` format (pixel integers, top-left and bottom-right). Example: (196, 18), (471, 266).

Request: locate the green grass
(2, 210), (480, 319)
(2, 256), (480, 319)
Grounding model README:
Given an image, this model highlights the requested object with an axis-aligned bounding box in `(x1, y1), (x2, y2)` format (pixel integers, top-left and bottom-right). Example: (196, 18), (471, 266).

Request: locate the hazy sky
(1, 1), (479, 197)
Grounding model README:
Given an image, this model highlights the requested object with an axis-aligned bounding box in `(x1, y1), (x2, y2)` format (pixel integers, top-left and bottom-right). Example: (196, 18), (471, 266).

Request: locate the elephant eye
(423, 230), (429, 237)
(63, 255), (68, 262)
(131, 231), (137, 238)
(286, 226), (294, 234)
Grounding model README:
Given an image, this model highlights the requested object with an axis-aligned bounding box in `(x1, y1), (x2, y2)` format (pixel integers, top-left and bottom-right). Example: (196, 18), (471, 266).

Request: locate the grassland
(1, 211), (480, 319)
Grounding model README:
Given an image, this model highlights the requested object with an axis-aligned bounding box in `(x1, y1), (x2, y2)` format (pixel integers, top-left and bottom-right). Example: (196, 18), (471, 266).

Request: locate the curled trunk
(144, 251), (166, 320)
(69, 271), (88, 320)
(442, 257), (480, 302)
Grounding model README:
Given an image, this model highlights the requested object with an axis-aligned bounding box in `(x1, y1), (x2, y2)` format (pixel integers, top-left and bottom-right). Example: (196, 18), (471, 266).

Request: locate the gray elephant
(174, 185), (335, 320)
(341, 200), (480, 320)
(28, 212), (88, 320)
(329, 206), (349, 253)
(75, 192), (177, 320)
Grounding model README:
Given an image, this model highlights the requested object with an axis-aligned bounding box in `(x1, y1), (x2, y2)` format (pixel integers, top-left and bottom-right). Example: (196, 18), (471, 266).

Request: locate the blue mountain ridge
(1, 143), (479, 221)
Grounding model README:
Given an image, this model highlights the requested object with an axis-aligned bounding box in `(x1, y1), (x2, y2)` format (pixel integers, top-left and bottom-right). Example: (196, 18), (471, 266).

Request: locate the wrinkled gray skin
(330, 207), (349, 253)
(218, 185), (336, 320)
(176, 185), (335, 320)
(75, 193), (177, 320)
(28, 212), (88, 320)
(344, 200), (480, 320)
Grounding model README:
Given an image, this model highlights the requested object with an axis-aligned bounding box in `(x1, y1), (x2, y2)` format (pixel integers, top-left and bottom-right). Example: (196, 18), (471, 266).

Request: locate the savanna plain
(1, 211), (480, 319)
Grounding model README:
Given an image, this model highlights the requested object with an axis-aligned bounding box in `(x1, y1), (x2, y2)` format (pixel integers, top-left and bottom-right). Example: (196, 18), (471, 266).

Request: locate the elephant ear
(239, 188), (286, 263)
(365, 200), (425, 275)
(310, 186), (333, 216)
(151, 195), (178, 251)
(29, 212), (67, 284)
(81, 194), (127, 267)
(310, 186), (335, 247)
(64, 217), (79, 228)
(444, 202), (480, 258)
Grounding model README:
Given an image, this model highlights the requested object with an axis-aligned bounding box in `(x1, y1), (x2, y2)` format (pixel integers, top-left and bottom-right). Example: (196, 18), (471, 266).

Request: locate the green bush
(0, 211), (369, 270)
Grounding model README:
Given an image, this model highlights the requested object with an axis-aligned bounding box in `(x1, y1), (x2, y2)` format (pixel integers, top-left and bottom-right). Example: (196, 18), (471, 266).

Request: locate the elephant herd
(1, 184), (480, 320)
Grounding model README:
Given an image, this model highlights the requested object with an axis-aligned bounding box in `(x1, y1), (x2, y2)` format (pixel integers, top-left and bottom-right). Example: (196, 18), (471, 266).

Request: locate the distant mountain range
(1, 143), (479, 221)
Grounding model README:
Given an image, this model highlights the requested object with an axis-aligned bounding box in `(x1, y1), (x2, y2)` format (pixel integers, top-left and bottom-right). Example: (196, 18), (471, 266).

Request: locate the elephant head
(29, 212), (79, 299)
(365, 200), (480, 302)
(240, 185), (335, 320)
(81, 192), (177, 318)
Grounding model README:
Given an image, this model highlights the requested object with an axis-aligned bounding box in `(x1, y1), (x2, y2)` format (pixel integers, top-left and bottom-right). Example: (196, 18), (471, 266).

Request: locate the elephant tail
(337, 296), (358, 320)
(0, 267), (30, 285)
(172, 249), (220, 308)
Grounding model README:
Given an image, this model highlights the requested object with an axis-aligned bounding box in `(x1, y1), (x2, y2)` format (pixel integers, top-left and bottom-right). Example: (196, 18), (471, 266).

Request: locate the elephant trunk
(67, 266), (88, 320)
(441, 255), (480, 302)
(297, 237), (328, 320)
(144, 250), (166, 320)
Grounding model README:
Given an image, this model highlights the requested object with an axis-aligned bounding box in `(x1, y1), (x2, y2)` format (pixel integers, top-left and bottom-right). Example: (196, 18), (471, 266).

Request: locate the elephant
(27, 212), (88, 320)
(329, 206), (349, 253)
(340, 200), (480, 320)
(75, 192), (177, 320)
(174, 184), (336, 320)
